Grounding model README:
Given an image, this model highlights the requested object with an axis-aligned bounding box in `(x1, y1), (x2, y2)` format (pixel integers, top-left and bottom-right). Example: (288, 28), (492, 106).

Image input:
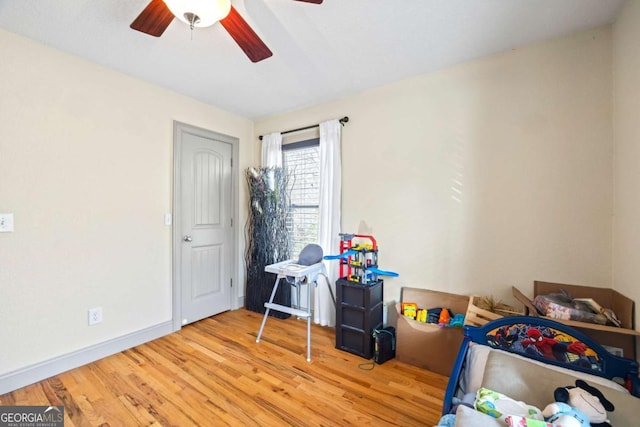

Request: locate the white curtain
(261, 132), (282, 168)
(315, 119), (342, 326)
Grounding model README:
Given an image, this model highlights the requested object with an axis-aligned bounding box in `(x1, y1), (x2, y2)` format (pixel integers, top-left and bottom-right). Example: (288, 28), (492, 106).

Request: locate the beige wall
(0, 29), (254, 376)
(256, 27), (614, 306)
(612, 1), (640, 328)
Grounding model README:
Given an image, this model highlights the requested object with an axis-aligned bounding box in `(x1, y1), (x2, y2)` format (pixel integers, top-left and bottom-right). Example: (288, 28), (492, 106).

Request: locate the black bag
(373, 326), (396, 364)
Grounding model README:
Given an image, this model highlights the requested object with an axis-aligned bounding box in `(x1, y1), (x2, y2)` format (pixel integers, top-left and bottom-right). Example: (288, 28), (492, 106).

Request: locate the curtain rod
(258, 116), (349, 141)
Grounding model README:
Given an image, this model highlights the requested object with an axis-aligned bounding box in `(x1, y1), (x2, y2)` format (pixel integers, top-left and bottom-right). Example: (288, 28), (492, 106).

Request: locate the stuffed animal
(557, 380), (614, 427)
(433, 414), (456, 427)
(542, 401), (589, 427)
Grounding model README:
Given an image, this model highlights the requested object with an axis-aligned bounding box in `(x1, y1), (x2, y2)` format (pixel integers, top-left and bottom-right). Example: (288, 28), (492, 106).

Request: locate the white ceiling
(0, 0), (624, 119)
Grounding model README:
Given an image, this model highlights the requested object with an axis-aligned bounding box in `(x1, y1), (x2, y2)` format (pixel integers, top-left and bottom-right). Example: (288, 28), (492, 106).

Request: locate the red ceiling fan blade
(130, 0), (175, 37)
(220, 6), (273, 63)
(295, 0), (323, 3)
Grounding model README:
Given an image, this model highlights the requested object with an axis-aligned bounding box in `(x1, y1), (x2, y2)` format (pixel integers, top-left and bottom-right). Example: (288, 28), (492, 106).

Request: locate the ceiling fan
(130, 0), (323, 63)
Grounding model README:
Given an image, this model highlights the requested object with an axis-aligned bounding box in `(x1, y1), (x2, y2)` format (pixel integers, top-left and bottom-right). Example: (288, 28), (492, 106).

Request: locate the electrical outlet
(88, 307), (103, 326)
(0, 213), (14, 232)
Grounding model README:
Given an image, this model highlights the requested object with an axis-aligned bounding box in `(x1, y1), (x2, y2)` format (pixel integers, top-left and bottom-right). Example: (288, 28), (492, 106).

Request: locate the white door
(174, 123), (234, 327)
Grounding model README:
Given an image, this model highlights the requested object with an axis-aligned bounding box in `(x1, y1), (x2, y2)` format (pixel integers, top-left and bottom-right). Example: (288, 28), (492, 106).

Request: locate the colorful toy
(323, 249), (358, 260)
(427, 308), (445, 324)
(449, 313), (465, 327)
(365, 266), (399, 277)
(324, 233), (398, 285)
(438, 308), (451, 325)
(402, 302), (418, 319)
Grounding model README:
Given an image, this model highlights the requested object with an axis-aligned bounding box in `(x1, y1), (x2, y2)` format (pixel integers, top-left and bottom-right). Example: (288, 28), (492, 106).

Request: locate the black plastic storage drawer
(335, 278), (384, 359)
(337, 301), (383, 331)
(335, 324), (382, 359)
(338, 279), (383, 308)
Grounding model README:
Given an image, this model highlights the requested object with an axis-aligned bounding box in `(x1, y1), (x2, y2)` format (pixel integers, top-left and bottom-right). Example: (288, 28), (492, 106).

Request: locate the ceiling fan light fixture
(163, 0), (231, 28)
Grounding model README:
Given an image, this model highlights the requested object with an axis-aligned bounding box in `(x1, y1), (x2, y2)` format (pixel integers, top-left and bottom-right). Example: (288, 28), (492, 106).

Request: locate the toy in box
(533, 289), (609, 325)
(402, 302), (418, 319)
(395, 287), (470, 376)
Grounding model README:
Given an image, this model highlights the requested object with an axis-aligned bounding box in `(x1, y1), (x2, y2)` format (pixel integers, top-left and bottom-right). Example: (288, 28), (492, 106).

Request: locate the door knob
(183, 235), (193, 242)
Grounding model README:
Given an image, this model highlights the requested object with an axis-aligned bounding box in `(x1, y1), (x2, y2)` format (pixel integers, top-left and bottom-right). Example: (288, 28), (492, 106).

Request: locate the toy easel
(256, 260), (330, 361)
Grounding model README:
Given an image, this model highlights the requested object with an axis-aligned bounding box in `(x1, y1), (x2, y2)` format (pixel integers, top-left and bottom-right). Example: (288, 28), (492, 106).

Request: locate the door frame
(172, 121), (240, 332)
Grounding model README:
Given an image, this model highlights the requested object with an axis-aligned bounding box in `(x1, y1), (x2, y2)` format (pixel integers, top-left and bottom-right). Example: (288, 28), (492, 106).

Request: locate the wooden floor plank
(1, 309), (447, 426)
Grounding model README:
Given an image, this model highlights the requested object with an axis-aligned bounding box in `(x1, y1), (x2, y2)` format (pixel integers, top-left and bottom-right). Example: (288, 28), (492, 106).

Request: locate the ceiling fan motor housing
(164, 0), (231, 28)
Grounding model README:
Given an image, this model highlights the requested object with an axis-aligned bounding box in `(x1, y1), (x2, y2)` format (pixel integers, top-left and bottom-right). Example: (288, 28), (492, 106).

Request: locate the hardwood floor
(0, 309), (448, 426)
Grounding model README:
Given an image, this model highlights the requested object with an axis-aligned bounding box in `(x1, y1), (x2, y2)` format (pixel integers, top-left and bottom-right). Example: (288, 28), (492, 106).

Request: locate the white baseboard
(235, 295), (245, 310)
(0, 321), (173, 395)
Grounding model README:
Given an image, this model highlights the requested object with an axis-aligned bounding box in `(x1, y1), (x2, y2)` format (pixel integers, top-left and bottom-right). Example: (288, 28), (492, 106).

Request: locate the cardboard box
(395, 287), (470, 376)
(513, 281), (639, 359)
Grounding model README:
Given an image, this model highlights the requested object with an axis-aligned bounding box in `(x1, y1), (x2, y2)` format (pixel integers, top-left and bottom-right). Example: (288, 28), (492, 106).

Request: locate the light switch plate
(0, 213), (14, 232)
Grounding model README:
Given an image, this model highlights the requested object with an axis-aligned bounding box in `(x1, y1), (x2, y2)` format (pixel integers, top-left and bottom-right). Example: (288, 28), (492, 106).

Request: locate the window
(282, 138), (320, 256)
